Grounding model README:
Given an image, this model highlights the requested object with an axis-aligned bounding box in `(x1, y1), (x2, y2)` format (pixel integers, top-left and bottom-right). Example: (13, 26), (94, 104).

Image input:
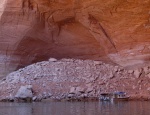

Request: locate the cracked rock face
(0, 0), (150, 78)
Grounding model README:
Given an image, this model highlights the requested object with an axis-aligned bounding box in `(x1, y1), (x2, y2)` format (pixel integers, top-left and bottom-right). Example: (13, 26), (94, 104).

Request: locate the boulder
(114, 66), (119, 72)
(49, 58), (57, 62)
(32, 96), (37, 101)
(93, 61), (102, 65)
(108, 72), (114, 79)
(143, 67), (150, 74)
(68, 94), (74, 98)
(15, 85), (33, 99)
(134, 70), (142, 78)
(147, 73), (150, 78)
(76, 87), (85, 93)
(147, 87), (150, 91)
(69, 87), (76, 94)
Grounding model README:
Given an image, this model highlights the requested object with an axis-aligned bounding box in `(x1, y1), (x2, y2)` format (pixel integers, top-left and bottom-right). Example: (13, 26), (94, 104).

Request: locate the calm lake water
(0, 101), (150, 115)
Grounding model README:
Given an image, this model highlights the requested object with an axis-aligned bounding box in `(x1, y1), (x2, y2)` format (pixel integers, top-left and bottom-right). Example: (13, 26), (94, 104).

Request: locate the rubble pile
(0, 58), (150, 102)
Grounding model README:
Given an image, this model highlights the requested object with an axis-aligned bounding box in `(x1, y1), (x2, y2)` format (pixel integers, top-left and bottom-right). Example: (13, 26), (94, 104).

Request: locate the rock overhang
(0, 0), (149, 78)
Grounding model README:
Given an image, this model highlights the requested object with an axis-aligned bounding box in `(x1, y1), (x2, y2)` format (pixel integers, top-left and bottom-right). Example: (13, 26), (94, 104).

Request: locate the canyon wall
(0, 0), (150, 78)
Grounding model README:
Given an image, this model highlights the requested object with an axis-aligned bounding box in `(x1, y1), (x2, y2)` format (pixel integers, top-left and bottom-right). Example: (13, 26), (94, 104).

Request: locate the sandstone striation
(0, 58), (150, 102)
(0, 0), (149, 78)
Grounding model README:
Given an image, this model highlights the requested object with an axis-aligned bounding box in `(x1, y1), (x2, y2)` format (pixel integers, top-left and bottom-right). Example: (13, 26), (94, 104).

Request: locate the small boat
(111, 92), (129, 101)
(100, 92), (129, 101)
(99, 93), (112, 101)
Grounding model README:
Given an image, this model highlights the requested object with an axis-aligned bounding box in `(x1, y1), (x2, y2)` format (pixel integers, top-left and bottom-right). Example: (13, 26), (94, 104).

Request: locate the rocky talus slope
(0, 58), (150, 102)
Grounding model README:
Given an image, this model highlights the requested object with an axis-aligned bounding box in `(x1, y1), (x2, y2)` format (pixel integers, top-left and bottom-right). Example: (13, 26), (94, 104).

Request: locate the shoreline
(1, 95), (150, 103)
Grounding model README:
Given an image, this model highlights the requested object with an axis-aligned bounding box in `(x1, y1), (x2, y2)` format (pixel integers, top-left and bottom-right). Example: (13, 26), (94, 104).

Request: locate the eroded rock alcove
(0, 0), (150, 78)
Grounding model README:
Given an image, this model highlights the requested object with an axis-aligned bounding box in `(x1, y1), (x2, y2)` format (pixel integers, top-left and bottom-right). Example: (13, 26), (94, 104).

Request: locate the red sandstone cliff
(0, 0), (150, 78)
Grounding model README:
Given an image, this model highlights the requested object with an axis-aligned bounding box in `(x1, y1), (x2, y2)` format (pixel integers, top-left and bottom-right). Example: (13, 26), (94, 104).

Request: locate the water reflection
(0, 101), (150, 115)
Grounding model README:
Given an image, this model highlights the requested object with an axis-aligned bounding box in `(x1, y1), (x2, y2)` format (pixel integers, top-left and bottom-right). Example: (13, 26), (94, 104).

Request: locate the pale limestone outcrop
(0, 0), (149, 78)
